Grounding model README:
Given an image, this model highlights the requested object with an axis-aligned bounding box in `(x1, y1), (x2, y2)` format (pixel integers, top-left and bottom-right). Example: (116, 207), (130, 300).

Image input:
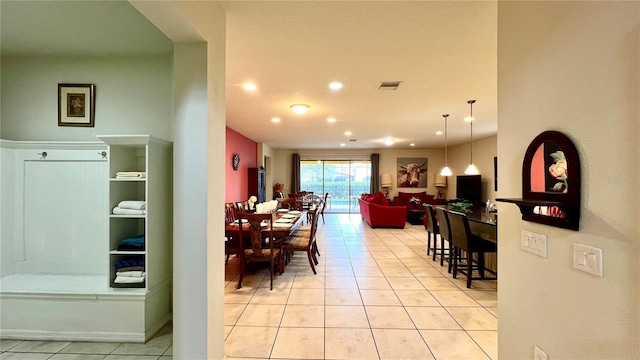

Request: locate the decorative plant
(548, 151), (568, 193)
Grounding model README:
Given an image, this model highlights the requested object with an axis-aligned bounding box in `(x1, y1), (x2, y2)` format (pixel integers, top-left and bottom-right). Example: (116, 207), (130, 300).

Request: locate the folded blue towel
(115, 258), (144, 270)
(117, 234), (145, 250)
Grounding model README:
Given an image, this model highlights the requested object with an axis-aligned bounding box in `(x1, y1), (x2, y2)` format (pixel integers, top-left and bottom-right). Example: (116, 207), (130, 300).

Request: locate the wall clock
(232, 154), (240, 170)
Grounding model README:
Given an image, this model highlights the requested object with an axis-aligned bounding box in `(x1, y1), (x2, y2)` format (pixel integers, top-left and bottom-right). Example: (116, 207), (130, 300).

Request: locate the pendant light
(464, 99), (480, 175)
(440, 114), (452, 176)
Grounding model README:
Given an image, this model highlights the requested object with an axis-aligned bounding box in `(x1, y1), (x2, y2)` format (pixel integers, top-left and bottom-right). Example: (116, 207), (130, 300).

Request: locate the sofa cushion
(373, 191), (388, 206)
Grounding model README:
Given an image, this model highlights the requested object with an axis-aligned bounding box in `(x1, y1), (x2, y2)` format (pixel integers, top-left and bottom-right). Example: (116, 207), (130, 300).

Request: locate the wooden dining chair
(235, 201), (246, 214)
(225, 202), (241, 264)
(447, 210), (497, 288)
(283, 207), (320, 274)
(319, 192), (329, 224)
(434, 207), (454, 272)
(236, 212), (282, 290)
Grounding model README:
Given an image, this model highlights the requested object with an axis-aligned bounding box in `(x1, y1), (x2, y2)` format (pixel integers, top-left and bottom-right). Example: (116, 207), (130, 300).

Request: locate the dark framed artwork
(58, 84), (96, 127)
(397, 158), (428, 187)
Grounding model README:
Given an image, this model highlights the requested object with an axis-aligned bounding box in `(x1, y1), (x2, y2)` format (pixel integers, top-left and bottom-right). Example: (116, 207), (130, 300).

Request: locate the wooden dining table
(224, 210), (306, 241)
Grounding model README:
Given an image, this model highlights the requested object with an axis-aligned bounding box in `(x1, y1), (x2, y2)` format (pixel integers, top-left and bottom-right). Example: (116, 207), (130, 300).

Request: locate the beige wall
(273, 148), (441, 198)
(270, 143), (497, 201)
(498, 2), (639, 359)
(448, 135), (497, 202)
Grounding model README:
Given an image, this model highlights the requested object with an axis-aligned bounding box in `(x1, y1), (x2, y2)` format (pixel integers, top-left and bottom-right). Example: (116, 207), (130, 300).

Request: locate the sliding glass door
(300, 160), (371, 213)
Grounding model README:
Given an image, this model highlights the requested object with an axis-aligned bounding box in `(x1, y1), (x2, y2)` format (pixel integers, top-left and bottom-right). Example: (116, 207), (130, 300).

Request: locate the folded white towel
(116, 271), (145, 278)
(113, 207), (146, 215)
(114, 275), (145, 284)
(116, 171), (146, 178)
(117, 200), (146, 210)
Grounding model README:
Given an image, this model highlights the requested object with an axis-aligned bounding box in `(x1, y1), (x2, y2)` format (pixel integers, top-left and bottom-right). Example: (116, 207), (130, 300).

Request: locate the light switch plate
(573, 243), (603, 277)
(521, 230), (548, 258)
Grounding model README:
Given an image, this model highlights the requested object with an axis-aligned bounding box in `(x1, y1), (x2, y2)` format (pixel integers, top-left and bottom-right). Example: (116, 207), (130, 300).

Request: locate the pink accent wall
(226, 127), (257, 202)
(530, 145), (545, 192)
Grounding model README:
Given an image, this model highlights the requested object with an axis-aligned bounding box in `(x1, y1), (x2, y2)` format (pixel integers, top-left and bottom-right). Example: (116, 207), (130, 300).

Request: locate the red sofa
(358, 192), (407, 228)
(392, 191), (438, 211)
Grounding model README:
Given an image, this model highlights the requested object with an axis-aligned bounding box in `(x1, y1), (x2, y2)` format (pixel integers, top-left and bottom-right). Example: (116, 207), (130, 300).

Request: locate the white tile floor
(0, 322), (172, 360)
(0, 213), (497, 360)
(224, 213), (497, 360)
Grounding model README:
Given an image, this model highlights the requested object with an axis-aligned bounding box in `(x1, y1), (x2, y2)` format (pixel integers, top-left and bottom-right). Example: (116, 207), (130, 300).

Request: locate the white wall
(448, 135), (497, 202)
(0, 142), (15, 276)
(1, 55), (173, 141)
(498, 2), (639, 359)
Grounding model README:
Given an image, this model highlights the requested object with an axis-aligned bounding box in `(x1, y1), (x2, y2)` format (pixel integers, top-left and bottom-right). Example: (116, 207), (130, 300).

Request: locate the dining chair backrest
(425, 204), (439, 233)
(292, 194), (305, 211)
(235, 201), (246, 214)
(307, 207), (320, 240)
(278, 197), (295, 210)
(435, 207), (451, 243)
(237, 212), (274, 256)
(447, 210), (473, 251)
(225, 202), (237, 224)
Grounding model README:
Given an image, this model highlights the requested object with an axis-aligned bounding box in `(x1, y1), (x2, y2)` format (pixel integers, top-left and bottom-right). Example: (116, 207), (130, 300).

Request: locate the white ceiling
(1, 1), (497, 150)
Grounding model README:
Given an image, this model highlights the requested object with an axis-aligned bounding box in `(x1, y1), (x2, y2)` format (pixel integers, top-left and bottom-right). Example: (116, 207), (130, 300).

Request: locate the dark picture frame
(58, 83), (96, 127)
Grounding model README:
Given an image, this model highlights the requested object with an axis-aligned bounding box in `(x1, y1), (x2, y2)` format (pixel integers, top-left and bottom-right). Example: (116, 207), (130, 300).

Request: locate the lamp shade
(434, 174), (448, 188)
(381, 173), (393, 187)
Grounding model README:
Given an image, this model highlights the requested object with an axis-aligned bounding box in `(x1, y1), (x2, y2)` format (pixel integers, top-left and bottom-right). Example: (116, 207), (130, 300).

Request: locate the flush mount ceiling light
(340, 143), (346, 147)
(435, 131), (443, 136)
(242, 83), (257, 91)
(344, 131), (352, 136)
(409, 143), (415, 147)
(440, 114), (452, 177)
(464, 100), (480, 175)
(329, 82), (343, 90)
(327, 117), (336, 123)
(383, 138), (395, 146)
(290, 104), (310, 114)
(271, 117), (281, 123)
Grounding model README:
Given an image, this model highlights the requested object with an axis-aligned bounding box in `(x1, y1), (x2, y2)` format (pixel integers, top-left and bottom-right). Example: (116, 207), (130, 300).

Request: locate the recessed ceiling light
(290, 104), (310, 114)
(435, 131), (443, 136)
(242, 83), (257, 91)
(327, 117), (336, 123)
(271, 117), (281, 123)
(409, 143), (415, 147)
(340, 143), (346, 147)
(384, 138), (394, 146)
(344, 131), (352, 136)
(329, 82), (343, 90)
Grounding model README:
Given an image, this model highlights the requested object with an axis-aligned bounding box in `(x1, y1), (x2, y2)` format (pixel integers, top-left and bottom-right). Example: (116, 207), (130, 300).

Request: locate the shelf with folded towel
(110, 178), (146, 182)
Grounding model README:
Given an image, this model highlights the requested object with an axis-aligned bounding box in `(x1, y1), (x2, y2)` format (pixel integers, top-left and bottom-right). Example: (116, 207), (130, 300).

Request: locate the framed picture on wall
(397, 158), (428, 187)
(58, 83), (96, 127)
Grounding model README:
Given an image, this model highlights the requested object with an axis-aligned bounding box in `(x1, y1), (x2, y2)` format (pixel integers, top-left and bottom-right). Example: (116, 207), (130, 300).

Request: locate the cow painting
(398, 159), (428, 187)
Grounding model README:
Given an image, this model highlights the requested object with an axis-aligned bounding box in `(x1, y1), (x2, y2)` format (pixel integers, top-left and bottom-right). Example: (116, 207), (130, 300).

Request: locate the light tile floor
(0, 213), (497, 360)
(0, 323), (172, 360)
(225, 213), (497, 360)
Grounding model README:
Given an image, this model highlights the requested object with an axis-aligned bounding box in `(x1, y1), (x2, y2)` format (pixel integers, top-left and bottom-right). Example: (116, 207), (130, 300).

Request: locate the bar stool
(447, 210), (497, 288)
(425, 204), (448, 264)
(434, 207), (453, 270)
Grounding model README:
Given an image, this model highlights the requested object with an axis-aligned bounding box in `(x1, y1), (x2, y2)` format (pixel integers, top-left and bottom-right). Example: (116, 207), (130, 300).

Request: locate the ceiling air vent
(377, 81), (402, 90)
(349, 139), (357, 142)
